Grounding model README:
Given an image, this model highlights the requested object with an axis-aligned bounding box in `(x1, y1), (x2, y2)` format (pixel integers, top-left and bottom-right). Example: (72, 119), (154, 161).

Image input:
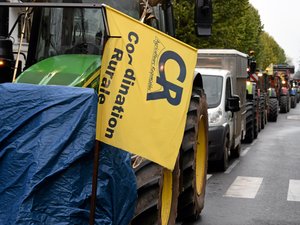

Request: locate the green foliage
(173, 0), (199, 47)
(173, 0), (286, 67)
(256, 32), (286, 70)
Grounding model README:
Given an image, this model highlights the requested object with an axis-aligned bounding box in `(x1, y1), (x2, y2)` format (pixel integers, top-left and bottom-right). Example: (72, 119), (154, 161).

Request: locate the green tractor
(0, 0), (212, 224)
(244, 51), (259, 143)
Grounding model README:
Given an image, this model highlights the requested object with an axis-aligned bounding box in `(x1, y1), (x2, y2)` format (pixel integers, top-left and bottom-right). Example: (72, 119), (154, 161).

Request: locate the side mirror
(195, 0), (212, 36)
(226, 95), (240, 112)
(0, 6), (9, 38)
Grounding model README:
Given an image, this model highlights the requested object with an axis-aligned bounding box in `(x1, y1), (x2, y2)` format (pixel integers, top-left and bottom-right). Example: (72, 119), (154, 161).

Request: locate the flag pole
(89, 140), (101, 225)
(89, 6), (106, 225)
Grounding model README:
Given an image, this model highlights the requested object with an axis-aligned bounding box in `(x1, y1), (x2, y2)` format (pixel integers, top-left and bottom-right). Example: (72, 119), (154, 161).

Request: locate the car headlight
(209, 108), (223, 124)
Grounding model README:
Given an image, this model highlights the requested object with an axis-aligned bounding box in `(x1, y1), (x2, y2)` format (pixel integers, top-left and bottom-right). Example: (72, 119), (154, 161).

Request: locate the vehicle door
(225, 76), (234, 142)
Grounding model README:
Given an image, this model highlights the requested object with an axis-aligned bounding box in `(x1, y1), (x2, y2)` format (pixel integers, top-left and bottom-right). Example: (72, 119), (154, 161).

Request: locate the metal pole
(89, 140), (101, 225)
(12, 7), (29, 82)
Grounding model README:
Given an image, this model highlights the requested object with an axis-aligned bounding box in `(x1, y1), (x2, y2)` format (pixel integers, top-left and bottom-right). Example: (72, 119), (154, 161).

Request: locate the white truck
(195, 49), (248, 170)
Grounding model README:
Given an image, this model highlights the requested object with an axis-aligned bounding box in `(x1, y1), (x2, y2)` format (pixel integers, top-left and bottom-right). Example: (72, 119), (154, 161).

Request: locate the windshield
(202, 75), (223, 108)
(34, 0), (139, 62)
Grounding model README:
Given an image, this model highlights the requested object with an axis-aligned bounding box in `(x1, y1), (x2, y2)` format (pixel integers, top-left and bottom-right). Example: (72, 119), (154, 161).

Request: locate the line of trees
(173, 0), (287, 70)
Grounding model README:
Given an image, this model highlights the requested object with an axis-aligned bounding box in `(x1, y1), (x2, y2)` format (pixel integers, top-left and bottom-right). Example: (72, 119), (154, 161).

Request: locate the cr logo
(147, 51), (186, 106)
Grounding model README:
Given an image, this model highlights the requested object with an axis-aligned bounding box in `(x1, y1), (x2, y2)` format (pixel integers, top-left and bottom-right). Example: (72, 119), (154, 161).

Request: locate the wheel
(243, 102), (254, 143)
(268, 98), (278, 122)
(253, 105), (258, 139)
(260, 96), (266, 129)
(291, 96), (297, 108)
(244, 122), (254, 143)
(132, 86), (208, 225)
(291, 96), (295, 108)
(261, 111), (265, 129)
(231, 142), (241, 158)
(280, 95), (288, 113)
(177, 87), (208, 222)
(264, 108), (268, 125)
(219, 135), (229, 171)
(257, 110), (261, 133)
(287, 95), (291, 112)
(132, 158), (180, 225)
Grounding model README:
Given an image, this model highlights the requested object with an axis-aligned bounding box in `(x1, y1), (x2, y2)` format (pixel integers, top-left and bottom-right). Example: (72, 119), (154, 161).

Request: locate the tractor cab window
(35, 7), (104, 61)
(28, 0), (140, 64)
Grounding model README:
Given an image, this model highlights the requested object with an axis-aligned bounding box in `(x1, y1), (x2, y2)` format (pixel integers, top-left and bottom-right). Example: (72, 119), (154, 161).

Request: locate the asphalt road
(186, 104), (300, 225)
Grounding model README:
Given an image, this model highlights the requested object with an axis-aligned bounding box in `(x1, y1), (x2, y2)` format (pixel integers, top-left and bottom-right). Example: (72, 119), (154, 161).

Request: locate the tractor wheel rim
(161, 169), (173, 225)
(196, 115), (207, 195)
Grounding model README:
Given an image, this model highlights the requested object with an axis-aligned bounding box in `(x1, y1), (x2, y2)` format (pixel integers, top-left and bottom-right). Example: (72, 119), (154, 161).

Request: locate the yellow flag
(96, 5), (197, 170)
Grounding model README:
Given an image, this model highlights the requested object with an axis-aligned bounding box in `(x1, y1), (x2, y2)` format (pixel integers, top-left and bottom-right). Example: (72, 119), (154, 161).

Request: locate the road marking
(207, 174), (212, 180)
(287, 115), (300, 120)
(287, 179), (300, 202)
(251, 140), (257, 146)
(224, 160), (240, 174)
(241, 147), (250, 157)
(223, 176), (263, 199)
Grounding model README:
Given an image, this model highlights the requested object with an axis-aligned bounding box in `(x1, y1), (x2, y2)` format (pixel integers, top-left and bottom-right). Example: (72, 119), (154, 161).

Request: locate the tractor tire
(287, 95), (291, 112)
(291, 96), (296, 108)
(265, 109), (268, 125)
(257, 112), (261, 133)
(260, 95), (266, 129)
(177, 87), (208, 222)
(297, 94), (300, 103)
(268, 98), (278, 122)
(291, 96), (295, 108)
(243, 102), (254, 143)
(132, 158), (180, 225)
(280, 95), (288, 113)
(261, 111), (265, 129)
(253, 103), (258, 139)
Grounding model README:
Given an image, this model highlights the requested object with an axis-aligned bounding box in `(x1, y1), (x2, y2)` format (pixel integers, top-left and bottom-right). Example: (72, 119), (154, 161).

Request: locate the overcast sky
(249, 0), (300, 71)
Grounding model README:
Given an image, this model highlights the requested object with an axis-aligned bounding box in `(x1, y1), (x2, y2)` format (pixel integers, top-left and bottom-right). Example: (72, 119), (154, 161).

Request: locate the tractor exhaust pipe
(0, 0), (15, 83)
(0, 0), (9, 38)
(0, 0), (13, 61)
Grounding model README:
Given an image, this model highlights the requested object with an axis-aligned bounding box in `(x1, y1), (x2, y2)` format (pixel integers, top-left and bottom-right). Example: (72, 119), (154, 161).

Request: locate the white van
(195, 49), (248, 170)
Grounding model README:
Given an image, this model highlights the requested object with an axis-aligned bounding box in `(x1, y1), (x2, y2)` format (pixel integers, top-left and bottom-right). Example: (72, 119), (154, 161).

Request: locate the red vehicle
(266, 70), (282, 121)
(273, 64), (295, 113)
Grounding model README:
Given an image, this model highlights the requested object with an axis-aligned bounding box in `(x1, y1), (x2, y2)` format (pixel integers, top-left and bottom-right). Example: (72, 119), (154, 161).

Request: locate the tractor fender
(290, 88), (297, 96)
(268, 88), (277, 98)
(194, 71), (204, 89)
(281, 87), (289, 96)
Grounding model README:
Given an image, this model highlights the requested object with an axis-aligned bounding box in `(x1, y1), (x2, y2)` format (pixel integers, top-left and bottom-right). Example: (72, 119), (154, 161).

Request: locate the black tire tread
(177, 87), (208, 222)
(268, 98), (278, 122)
(280, 95), (288, 113)
(243, 102), (254, 143)
(132, 156), (180, 225)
